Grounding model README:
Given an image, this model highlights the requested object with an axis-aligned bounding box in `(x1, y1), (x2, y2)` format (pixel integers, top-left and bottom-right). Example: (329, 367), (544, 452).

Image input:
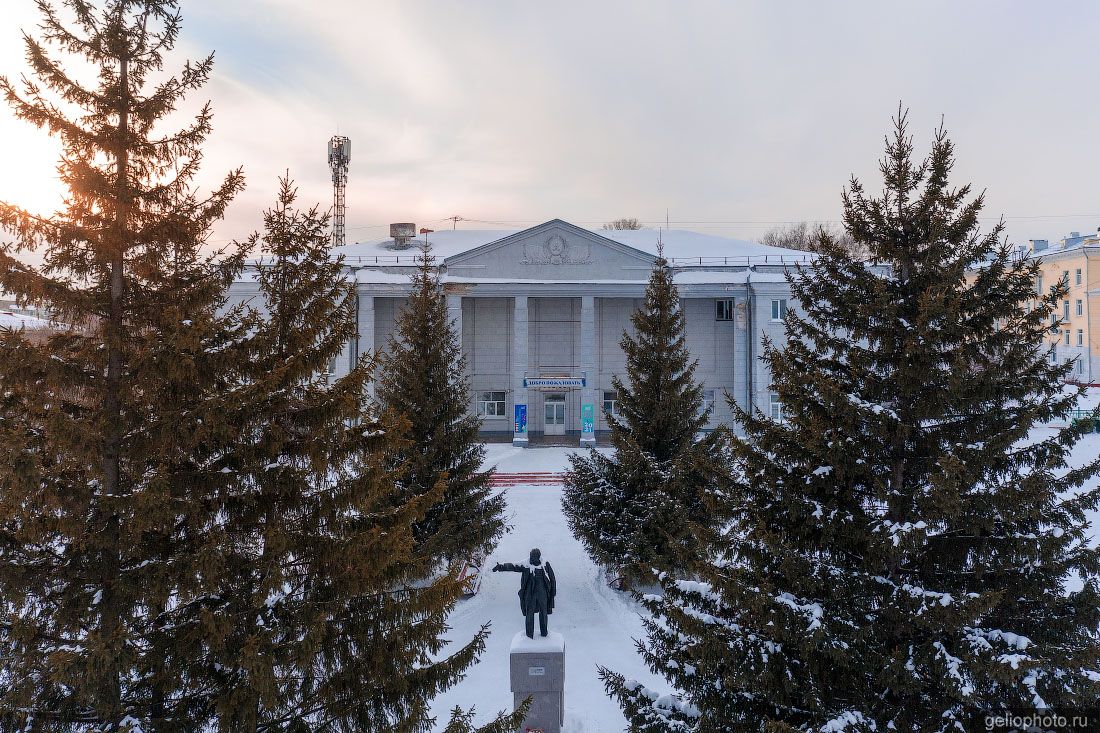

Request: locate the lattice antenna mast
(327, 135), (351, 247)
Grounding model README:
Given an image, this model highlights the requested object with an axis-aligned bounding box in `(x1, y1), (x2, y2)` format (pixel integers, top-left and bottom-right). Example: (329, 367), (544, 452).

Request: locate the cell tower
(327, 135), (351, 247)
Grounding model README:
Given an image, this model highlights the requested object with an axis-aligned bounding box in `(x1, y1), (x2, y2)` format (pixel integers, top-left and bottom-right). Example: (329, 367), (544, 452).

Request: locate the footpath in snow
(430, 444), (664, 732)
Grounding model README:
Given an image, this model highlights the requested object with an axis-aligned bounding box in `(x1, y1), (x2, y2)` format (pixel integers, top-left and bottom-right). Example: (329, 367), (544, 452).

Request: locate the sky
(1, 0), (1099, 251)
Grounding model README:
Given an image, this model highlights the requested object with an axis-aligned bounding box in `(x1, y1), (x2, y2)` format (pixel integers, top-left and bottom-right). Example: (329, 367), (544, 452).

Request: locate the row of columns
(357, 291), (753, 447)
(510, 295), (596, 447)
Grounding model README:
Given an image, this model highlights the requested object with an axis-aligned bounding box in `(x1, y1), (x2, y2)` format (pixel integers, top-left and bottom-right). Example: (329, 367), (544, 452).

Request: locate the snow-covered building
(1026, 228), (1100, 385)
(230, 219), (813, 445)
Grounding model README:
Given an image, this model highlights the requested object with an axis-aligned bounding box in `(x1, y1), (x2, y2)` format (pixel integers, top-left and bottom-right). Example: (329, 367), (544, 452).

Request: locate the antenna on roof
(327, 134), (351, 247)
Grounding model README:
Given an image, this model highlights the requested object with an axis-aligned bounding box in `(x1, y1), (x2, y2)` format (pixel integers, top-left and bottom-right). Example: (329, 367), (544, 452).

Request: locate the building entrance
(544, 394), (567, 436)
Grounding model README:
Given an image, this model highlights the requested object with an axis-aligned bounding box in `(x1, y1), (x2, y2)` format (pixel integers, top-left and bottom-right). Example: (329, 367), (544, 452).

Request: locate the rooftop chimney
(389, 222), (416, 249)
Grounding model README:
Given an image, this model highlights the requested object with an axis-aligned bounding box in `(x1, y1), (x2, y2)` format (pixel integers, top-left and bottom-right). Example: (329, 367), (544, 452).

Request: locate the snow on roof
(0, 310), (54, 330)
(353, 269), (794, 286)
(599, 227), (808, 261)
(334, 224), (810, 264)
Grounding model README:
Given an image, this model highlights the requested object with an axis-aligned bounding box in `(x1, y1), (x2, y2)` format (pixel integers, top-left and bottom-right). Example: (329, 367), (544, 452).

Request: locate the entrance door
(544, 394), (566, 436)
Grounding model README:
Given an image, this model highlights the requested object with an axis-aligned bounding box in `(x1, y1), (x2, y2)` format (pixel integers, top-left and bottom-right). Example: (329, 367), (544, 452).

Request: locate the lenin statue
(493, 548), (557, 638)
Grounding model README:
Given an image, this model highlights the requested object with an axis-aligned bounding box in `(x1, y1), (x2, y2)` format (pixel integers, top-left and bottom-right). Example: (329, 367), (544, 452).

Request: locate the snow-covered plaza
(433, 420), (1100, 731)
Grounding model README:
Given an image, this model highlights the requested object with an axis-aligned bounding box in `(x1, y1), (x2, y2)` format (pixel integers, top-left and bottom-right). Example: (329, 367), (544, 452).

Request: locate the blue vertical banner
(581, 403), (594, 434)
(514, 404), (527, 434)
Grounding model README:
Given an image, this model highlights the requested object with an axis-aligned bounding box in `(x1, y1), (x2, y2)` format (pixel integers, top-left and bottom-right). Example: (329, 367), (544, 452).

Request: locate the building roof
(334, 219), (809, 265)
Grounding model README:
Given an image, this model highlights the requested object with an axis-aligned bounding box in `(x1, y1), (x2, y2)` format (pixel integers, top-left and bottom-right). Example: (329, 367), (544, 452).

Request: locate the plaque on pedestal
(509, 631), (565, 733)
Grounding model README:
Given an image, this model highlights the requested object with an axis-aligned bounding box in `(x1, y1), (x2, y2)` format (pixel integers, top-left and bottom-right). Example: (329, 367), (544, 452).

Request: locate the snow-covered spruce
(608, 112), (1100, 731)
(562, 251), (728, 587)
(375, 240), (506, 569)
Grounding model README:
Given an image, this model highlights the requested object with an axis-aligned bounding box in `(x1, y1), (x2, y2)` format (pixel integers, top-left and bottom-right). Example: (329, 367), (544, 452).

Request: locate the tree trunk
(100, 50), (129, 731)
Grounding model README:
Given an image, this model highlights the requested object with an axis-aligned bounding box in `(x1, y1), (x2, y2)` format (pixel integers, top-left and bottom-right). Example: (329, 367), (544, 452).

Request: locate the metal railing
(330, 252), (821, 267)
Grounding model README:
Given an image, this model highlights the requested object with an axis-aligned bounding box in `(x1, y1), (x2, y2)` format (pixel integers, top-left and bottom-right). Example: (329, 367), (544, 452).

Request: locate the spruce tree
(562, 252), (728, 585)
(203, 179), (523, 732)
(0, 1), (251, 728)
(606, 111), (1100, 731)
(376, 242), (505, 567)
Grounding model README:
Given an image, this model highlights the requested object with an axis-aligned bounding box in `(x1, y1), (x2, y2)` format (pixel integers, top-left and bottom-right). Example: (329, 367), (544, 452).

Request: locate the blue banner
(514, 404), (527, 434)
(523, 377), (585, 389)
(581, 403), (594, 434)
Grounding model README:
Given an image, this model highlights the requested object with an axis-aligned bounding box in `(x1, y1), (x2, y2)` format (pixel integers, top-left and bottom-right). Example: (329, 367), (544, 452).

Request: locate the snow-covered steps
(490, 472), (566, 487)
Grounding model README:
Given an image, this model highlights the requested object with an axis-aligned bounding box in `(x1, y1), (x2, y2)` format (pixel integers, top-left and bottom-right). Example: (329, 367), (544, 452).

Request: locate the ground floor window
(477, 391), (507, 417)
(715, 299), (734, 321)
(771, 299), (788, 321)
(602, 391), (620, 416)
(327, 356), (337, 375)
(769, 392), (784, 422)
(703, 389), (716, 417)
(1078, 329), (1084, 346)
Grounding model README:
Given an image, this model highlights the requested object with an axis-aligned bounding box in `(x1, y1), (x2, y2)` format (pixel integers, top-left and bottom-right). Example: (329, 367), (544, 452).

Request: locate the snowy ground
(430, 444), (666, 732)
(432, 427), (1100, 731)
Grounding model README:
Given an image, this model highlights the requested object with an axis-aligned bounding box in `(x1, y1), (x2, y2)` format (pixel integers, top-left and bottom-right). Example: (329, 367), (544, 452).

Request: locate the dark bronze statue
(493, 548), (557, 638)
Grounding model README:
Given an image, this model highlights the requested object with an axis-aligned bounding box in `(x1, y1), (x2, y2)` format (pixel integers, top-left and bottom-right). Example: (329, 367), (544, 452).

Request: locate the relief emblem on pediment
(522, 234), (592, 265)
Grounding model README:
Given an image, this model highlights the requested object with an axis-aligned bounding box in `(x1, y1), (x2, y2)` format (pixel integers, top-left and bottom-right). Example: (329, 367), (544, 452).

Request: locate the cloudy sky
(2, 0), (1099, 250)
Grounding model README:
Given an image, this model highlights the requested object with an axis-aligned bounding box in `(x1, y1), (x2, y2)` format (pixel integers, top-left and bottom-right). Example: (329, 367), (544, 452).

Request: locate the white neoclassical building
(230, 219), (811, 446)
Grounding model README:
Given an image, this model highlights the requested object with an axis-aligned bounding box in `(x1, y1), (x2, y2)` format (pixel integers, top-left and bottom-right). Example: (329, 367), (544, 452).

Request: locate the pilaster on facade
(357, 293), (375, 398)
(579, 295), (597, 446)
(512, 295), (530, 446)
(446, 293), (464, 377)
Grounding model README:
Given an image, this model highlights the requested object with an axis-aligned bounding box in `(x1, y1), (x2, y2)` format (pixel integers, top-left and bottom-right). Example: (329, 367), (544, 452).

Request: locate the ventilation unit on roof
(390, 223), (416, 249)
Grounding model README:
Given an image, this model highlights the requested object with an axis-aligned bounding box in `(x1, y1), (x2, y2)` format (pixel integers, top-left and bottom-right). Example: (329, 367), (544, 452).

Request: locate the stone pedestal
(509, 631), (564, 733)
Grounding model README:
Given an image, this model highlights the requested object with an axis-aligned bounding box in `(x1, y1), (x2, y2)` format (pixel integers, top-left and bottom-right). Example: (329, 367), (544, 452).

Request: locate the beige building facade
(1029, 229), (1100, 385)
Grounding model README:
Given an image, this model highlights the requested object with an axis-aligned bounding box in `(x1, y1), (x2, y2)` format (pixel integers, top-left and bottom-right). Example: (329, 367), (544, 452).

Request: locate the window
(602, 391), (620, 416)
(1063, 270), (1070, 284)
(1064, 300), (1071, 321)
(1077, 299), (1084, 317)
(1078, 329), (1084, 347)
(1050, 346), (1057, 364)
(1051, 312), (1058, 328)
(1078, 360), (1084, 374)
(1064, 330), (1070, 345)
(1076, 268), (1083, 286)
(715, 299), (734, 321)
(702, 389), (716, 417)
(769, 393), (784, 423)
(477, 391), (507, 417)
(1037, 275), (1044, 295)
(326, 357), (337, 376)
(771, 299), (788, 321)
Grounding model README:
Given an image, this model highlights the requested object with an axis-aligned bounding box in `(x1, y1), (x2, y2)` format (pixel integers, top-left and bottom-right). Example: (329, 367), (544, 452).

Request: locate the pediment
(444, 220), (656, 279)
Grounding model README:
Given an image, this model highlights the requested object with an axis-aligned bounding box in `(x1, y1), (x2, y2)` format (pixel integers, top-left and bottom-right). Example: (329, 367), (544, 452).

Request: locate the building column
(446, 294), (463, 363)
(579, 295), (597, 446)
(512, 296), (530, 447)
(357, 292), (375, 398)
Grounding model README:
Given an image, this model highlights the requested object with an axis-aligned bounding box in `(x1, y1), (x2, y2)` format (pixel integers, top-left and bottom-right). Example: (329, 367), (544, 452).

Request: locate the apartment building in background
(1030, 228), (1100, 385)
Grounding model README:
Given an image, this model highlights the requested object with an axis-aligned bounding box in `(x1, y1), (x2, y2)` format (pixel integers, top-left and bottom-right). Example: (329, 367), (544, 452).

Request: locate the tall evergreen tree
(0, 1), (252, 728)
(205, 179), (523, 733)
(376, 242), (506, 567)
(562, 252), (728, 585)
(606, 111), (1100, 731)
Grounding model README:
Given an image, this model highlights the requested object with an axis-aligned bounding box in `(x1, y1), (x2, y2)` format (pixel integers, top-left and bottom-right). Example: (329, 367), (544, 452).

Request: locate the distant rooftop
(1028, 227), (1100, 254)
